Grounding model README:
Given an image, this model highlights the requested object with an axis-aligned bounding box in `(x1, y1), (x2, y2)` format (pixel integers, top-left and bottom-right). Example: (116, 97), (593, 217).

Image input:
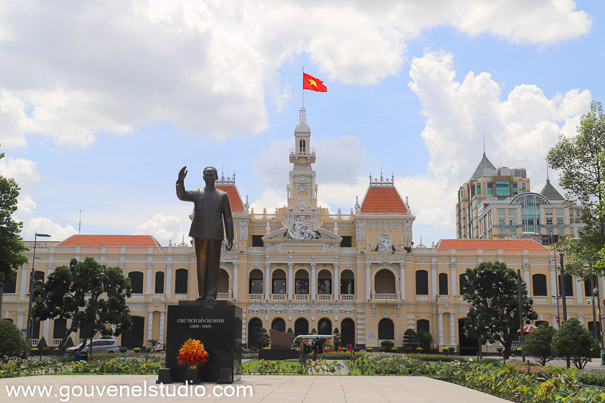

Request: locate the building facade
(1, 111), (600, 351)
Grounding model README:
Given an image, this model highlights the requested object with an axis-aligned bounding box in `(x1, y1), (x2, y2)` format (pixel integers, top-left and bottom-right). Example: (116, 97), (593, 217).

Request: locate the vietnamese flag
(303, 73), (327, 92)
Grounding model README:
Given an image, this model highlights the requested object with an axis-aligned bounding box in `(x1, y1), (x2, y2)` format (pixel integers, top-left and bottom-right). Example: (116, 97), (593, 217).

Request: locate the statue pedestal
(159, 300), (242, 384)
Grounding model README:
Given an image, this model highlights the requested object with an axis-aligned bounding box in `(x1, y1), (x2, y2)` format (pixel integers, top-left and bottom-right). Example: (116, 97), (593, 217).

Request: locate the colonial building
(1, 110), (600, 351)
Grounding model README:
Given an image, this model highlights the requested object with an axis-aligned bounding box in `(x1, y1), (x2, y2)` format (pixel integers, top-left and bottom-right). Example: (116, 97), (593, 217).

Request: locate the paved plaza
(0, 374), (509, 402)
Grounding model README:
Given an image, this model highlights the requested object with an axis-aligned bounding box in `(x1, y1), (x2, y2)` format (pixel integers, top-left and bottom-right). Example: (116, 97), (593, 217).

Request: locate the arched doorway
(271, 318), (286, 333)
(121, 316), (145, 349)
(295, 318), (309, 336)
(378, 318), (394, 340)
(248, 318), (263, 348)
(318, 318), (332, 335)
(341, 318), (355, 347)
(218, 269), (229, 295)
(458, 318), (476, 355)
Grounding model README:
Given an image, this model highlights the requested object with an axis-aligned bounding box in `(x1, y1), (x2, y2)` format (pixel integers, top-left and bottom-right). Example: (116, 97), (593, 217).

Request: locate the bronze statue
(176, 166), (233, 300)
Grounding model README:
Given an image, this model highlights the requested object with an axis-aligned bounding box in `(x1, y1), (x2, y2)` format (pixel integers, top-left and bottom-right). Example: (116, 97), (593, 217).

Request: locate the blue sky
(0, 1), (602, 246)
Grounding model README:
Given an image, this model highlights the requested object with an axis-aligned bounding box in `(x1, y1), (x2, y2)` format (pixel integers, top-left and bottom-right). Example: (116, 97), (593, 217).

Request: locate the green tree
(32, 257), (132, 356)
(287, 327), (294, 341)
(333, 327), (341, 348)
(547, 101), (605, 277)
(552, 318), (599, 369)
(257, 327), (271, 348)
(522, 324), (556, 366)
(417, 330), (433, 349)
(462, 261), (537, 360)
(0, 150), (29, 315)
(403, 328), (418, 352)
(0, 318), (27, 356)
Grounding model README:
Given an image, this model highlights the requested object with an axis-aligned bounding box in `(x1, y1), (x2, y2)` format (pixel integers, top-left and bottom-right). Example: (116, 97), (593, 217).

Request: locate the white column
(20, 267), (28, 299)
(399, 262), (406, 301)
(288, 263), (293, 300)
(552, 313), (559, 330)
(265, 263), (270, 300)
(576, 277), (582, 303)
(365, 263), (371, 301)
(333, 264), (339, 301)
(17, 312), (24, 330)
(449, 313), (455, 346)
(147, 311), (153, 341)
(311, 263), (317, 300)
(159, 312), (165, 343)
(438, 313), (444, 346)
(431, 263), (437, 300)
(523, 262), (530, 287)
(233, 262), (239, 301)
(550, 264), (557, 302)
(166, 264), (173, 299)
(450, 265), (457, 296)
(43, 319), (50, 341)
(146, 265), (153, 295)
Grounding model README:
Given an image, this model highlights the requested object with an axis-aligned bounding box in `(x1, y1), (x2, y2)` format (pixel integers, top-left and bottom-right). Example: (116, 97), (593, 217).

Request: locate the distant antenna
(78, 210), (82, 234)
(546, 162), (550, 181)
(482, 132), (486, 155)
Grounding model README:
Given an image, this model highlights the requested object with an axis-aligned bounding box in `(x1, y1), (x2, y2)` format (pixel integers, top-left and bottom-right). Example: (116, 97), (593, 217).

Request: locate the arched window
(295, 318), (309, 336)
(558, 274), (573, 296)
(175, 269), (188, 294)
(532, 274), (547, 296)
(378, 318), (394, 340)
(121, 316), (145, 348)
(128, 271), (144, 294)
(248, 318), (263, 347)
(249, 269), (263, 295)
(295, 270), (309, 295)
(53, 318), (67, 340)
(438, 273), (448, 295)
(340, 270), (355, 295)
(584, 275), (598, 297)
(2, 277), (16, 293)
(415, 270), (428, 295)
(318, 318), (332, 335)
(375, 269), (395, 294)
(271, 318), (286, 333)
(218, 269), (229, 294)
(317, 270), (332, 295)
(272, 269), (286, 294)
(417, 319), (430, 334)
(459, 273), (468, 295)
(155, 272), (164, 294)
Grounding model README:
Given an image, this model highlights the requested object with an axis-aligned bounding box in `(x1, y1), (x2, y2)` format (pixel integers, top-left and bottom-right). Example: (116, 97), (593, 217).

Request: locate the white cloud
(405, 50), (591, 244)
(17, 195), (36, 215)
(22, 217), (78, 241)
(0, 156), (41, 191)
(249, 190), (287, 214)
(0, 1), (591, 148)
(136, 213), (188, 246)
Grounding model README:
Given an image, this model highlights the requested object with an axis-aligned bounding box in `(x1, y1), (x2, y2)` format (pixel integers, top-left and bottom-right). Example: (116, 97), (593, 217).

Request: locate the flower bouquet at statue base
(177, 338), (209, 384)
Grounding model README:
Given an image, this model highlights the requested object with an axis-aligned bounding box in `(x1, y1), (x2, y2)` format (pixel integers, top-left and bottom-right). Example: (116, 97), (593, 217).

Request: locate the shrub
(417, 330), (433, 349)
(552, 318), (600, 369)
(578, 369), (605, 387)
(37, 337), (48, 350)
(391, 347), (399, 353)
(416, 347), (423, 353)
(120, 346), (127, 353)
(310, 328), (317, 335)
(133, 347), (141, 353)
(403, 329), (418, 349)
(523, 324), (556, 366)
(257, 328), (271, 348)
(31, 348), (39, 356)
(0, 320), (27, 357)
(287, 328), (294, 340)
(380, 340), (394, 348)
(353, 347), (360, 352)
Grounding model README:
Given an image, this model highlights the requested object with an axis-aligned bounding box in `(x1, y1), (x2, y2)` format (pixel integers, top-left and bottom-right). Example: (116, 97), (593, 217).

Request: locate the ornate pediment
(263, 226), (342, 242)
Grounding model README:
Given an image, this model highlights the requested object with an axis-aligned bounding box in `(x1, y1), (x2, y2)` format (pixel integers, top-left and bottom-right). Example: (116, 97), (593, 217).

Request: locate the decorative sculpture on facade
(376, 233), (395, 253)
(285, 216), (320, 240)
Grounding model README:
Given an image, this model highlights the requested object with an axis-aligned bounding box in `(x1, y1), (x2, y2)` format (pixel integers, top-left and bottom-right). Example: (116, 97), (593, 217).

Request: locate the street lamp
(25, 232), (50, 356)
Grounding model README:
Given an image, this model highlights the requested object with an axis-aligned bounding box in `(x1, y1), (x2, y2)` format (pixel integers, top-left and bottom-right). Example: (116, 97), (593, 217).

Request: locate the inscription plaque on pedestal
(161, 300), (242, 384)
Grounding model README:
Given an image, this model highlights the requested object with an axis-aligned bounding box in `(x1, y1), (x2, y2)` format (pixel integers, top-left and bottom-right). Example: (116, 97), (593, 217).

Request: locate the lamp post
(552, 252), (561, 329)
(559, 252), (569, 368)
(25, 232), (50, 356)
(592, 285), (598, 341)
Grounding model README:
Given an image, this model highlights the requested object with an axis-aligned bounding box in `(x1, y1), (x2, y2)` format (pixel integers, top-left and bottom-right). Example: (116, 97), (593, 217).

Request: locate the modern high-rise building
(1, 112), (597, 352)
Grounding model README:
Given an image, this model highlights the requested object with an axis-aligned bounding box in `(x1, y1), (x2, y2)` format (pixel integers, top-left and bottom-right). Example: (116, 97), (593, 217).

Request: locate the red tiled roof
(57, 235), (162, 247)
(360, 186), (407, 214)
(437, 239), (546, 250)
(217, 185), (244, 213)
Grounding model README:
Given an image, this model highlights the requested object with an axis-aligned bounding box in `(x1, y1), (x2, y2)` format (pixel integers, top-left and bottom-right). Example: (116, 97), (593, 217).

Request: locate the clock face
(297, 184), (307, 193)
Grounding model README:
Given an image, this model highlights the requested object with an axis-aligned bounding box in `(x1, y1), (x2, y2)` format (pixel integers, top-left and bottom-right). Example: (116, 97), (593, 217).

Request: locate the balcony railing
(217, 292), (229, 300)
(53, 339), (62, 346)
(249, 294), (263, 300)
(272, 294), (286, 300)
(318, 294), (332, 300)
(375, 293), (397, 300)
(295, 294), (309, 300)
(341, 294), (354, 301)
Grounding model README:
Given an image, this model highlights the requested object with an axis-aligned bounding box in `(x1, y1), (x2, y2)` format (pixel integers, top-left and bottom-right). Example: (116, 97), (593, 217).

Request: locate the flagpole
(302, 66), (305, 108)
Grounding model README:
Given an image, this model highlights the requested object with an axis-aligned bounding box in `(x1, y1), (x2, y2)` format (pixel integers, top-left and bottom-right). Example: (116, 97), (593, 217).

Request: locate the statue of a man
(176, 166), (233, 300)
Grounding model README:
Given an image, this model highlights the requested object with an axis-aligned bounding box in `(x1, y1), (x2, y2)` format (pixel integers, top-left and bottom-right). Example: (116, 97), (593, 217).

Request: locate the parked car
(66, 339), (120, 355)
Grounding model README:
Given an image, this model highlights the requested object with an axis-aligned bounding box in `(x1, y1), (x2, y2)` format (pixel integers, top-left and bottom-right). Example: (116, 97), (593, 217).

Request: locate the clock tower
(287, 107), (317, 210)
